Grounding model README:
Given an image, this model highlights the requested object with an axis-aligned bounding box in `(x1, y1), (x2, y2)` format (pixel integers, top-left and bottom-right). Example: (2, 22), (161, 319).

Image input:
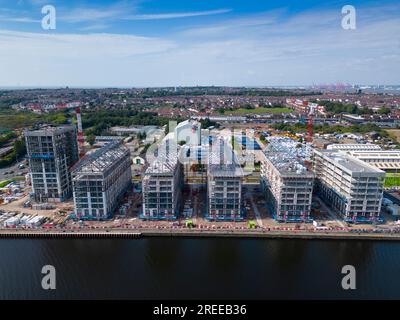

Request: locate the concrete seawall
(0, 231), (142, 239)
(1, 229), (400, 241)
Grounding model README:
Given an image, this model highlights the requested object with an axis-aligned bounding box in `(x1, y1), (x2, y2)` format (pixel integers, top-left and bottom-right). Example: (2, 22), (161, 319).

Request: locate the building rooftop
(327, 143), (382, 151)
(316, 150), (385, 174)
(347, 150), (400, 158)
(71, 142), (129, 175)
(264, 137), (312, 175)
(145, 156), (178, 175)
(25, 125), (75, 136)
(145, 138), (179, 175)
(208, 137), (243, 177)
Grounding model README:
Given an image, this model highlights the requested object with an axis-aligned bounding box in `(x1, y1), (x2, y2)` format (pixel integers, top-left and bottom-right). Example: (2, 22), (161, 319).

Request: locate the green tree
(86, 134), (96, 146)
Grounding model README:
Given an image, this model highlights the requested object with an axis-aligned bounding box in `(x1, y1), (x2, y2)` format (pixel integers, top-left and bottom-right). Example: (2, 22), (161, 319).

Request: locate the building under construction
(141, 151), (183, 220)
(25, 126), (79, 202)
(260, 137), (314, 222)
(71, 141), (132, 220)
(206, 137), (244, 221)
(313, 149), (385, 223)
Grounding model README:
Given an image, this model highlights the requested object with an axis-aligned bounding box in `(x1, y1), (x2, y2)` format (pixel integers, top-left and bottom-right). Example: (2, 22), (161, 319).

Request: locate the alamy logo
(41, 265), (56, 290)
(341, 5), (356, 30)
(41, 5), (56, 30)
(341, 265), (356, 290)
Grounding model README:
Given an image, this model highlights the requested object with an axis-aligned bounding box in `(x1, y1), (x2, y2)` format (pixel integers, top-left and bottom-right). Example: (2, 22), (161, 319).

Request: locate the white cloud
(79, 23), (111, 31)
(123, 9), (232, 21)
(0, 15), (39, 23)
(0, 4), (399, 87)
(60, 3), (136, 23)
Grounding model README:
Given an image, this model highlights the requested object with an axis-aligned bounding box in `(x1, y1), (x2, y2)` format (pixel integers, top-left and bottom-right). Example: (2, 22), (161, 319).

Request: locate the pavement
(246, 191), (263, 227)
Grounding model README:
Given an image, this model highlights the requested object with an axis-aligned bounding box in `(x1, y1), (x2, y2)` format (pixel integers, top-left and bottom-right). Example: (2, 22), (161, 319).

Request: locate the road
(0, 160), (28, 181)
(247, 191), (263, 227)
(316, 196), (346, 228)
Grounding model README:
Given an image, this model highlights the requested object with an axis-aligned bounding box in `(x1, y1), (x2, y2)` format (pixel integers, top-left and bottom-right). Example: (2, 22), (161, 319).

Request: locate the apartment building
(206, 137), (243, 221)
(313, 150), (385, 223)
(141, 153), (183, 220)
(25, 126), (79, 202)
(71, 142), (132, 220)
(260, 137), (314, 222)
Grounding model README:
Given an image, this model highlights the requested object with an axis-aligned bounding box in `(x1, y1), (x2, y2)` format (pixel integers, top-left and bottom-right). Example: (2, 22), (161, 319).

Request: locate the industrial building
(71, 142), (132, 220)
(175, 119), (201, 146)
(260, 137), (314, 222)
(206, 137), (244, 221)
(345, 150), (400, 173)
(313, 150), (385, 223)
(25, 126), (79, 202)
(327, 144), (382, 151)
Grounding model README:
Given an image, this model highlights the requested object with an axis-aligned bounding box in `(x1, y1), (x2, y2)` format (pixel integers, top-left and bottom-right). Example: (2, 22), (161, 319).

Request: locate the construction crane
(305, 101), (315, 143)
(75, 107), (85, 158)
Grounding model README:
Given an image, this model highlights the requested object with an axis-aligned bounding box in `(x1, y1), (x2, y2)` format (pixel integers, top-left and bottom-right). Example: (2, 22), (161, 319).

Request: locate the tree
(86, 134), (96, 146)
(378, 107), (391, 115)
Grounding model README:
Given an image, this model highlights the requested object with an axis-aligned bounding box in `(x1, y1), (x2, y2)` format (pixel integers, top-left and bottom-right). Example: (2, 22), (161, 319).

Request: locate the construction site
(260, 137), (315, 223)
(71, 141), (132, 220)
(2, 103), (400, 237)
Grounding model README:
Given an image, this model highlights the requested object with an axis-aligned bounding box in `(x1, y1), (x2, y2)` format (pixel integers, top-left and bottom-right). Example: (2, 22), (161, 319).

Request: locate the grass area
(229, 107), (293, 115)
(0, 179), (14, 188)
(385, 173), (400, 187)
(0, 108), (69, 130)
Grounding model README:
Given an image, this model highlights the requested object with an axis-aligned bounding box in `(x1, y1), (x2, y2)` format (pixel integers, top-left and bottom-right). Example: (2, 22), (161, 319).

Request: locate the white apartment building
(313, 150), (385, 223)
(141, 154), (183, 220)
(207, 137), (243, 221)
(71, 142), (132, 220)
(260, 137), (314, 222)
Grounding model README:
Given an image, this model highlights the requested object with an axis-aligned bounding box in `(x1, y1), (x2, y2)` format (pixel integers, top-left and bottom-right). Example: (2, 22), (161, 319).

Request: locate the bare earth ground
(386, 129), (400, 143)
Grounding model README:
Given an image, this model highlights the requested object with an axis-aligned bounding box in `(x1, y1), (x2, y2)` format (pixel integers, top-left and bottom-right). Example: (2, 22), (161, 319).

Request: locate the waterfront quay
(2, 226), (400, 241)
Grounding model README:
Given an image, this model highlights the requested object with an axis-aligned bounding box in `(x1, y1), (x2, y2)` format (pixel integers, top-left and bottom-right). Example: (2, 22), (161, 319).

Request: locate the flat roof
(316, 150), (385, 174)
(264, 137), (312, 175)
(327, 144), (382, 151)
(348, 150), (400, 159)
(208, 137), (243, 177)
(25, 125), (75, 136)
(72, 142), (129, 175)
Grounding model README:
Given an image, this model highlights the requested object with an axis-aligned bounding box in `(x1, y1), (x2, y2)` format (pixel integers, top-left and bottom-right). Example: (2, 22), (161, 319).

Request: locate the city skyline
(0, 0), (399, 87)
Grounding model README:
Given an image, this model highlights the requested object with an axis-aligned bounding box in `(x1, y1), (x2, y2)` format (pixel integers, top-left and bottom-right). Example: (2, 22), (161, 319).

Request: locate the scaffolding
(71, 141), (132, 220)
(25, 125), (79, 203)
(314, 150), (385, 224)
(261, 137), (314, 223)
(141, 141), (183, 220)
(206, 137), (244, 221)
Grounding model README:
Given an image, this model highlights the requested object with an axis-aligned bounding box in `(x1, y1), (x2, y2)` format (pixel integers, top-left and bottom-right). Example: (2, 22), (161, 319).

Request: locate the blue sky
(0, 0), (399, 87)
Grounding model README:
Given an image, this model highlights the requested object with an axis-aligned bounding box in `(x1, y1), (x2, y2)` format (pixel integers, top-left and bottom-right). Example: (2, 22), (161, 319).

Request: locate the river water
(0, 238), (399, 299)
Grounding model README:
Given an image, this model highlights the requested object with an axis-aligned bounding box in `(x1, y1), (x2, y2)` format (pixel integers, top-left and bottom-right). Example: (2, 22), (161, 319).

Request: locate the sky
(0, 0), (399, 87)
